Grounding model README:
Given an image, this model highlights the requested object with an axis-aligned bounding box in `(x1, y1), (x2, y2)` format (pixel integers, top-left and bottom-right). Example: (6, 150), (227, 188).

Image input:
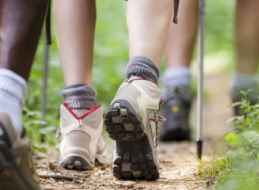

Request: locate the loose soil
(34, 73), (233, 190)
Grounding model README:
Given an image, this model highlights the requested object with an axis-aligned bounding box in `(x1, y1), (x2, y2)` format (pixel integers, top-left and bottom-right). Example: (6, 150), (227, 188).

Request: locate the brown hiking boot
(0, 111), (42, 190)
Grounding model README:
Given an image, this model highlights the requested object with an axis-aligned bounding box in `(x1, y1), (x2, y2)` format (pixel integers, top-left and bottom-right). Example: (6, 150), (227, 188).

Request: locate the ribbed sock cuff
(162, 66), (191, 88)
(61, 84), (96, 110)
(230, 72), (259, 102)
(230, 73), (259, 89)
(126, 56), (160, 84)
(0, 69), (27, 106)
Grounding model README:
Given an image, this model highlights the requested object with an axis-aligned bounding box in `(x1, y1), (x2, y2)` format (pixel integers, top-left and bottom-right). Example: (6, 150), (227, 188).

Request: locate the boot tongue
(72, 109), (89, 117)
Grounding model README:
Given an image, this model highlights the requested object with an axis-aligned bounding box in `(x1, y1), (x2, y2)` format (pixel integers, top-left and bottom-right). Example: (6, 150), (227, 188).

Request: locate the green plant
(197, 91), (259, 189)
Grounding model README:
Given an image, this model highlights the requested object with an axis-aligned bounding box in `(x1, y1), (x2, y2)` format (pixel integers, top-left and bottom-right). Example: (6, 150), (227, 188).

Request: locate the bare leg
(54, 1), (104, 171)
(54, 0), (96, 86)
(160, 1), (198, 142)
(127, 0), (174, 66)
(0, 0), (48, 81)
(235, 0), (259, 74)
(165, 0), (198, 68)
(231, 0), (259, 114)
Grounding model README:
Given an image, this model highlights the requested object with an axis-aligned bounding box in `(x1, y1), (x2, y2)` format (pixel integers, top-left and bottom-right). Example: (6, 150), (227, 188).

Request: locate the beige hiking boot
(58, 104), (108, 170)
(0, 111), (43, 190)
(104, 79), (165, 180)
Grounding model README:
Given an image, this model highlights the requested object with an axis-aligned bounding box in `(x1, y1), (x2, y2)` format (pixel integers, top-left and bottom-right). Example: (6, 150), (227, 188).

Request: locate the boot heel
(104, 100), (145, 141)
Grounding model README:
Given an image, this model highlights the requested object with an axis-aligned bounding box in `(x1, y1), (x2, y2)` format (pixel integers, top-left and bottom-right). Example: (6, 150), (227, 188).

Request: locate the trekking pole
(197, 0), (205, 160)
(41, 1), (52, 142)
(41, 36), (48, 143)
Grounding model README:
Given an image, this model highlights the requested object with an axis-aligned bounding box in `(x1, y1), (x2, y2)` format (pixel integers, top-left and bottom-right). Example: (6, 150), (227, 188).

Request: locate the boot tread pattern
(105, 100), (159, 180)
(104, 101), (145, 141)
(112, 147), (159, 180)
(59, 156), (93, 171)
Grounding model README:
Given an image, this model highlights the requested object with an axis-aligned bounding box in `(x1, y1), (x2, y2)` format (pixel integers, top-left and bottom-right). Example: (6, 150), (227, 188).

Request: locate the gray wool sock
(162, 66), (191, 89)
(126, 56), (160, 84)
(230, 72), (259, 103)
(61, 84), (96, 117)
(161, 66), (192, 101)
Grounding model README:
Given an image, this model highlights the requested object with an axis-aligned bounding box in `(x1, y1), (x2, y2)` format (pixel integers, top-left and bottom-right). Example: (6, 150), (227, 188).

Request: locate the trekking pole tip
(196, 139), (203, 160)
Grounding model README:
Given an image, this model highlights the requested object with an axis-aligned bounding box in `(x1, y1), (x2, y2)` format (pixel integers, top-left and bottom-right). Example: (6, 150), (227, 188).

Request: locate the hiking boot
(58, 104), (108, 170)
(0, 111), (42, 190)
(159, 86), (192, 141)
(105, 79), (165, 180)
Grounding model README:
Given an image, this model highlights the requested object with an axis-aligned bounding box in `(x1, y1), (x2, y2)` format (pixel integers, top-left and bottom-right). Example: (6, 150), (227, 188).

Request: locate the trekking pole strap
(173, 0), (180, 24)
(45, 0), (52, 45)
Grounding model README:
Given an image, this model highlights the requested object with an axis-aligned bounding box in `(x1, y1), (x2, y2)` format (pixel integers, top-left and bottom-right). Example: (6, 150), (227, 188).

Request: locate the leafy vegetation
(197, 91), (259, 189)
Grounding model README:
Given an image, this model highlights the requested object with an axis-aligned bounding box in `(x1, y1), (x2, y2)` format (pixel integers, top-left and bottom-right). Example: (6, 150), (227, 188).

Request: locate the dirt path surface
(34, 73), (233, 190)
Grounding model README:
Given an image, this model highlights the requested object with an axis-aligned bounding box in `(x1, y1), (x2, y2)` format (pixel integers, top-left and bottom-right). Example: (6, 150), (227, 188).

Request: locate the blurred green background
(24, 0), (236, 144)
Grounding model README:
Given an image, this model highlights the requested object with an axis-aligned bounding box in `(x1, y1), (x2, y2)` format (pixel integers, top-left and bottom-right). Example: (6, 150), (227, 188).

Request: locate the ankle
(162, 66), (191, 89)
(230, 72), (259, 102)
(126, 56), (160, 84)
(61, 84), (96, 116)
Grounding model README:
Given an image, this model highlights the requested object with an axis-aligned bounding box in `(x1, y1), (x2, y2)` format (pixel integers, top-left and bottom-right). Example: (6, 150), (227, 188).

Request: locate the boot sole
(105, 100), (159, 180)
(59, 156), (94, 171)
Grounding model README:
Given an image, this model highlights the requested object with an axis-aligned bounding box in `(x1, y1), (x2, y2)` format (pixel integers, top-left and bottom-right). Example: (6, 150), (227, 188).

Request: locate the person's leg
(0, 1), (47, 81)
(54, 0), (95, 87)
(125, 0), (174, 84)
(105, 0), (174, 180)
(231, 0), (259, 113)
(0, 0), (47, 137)
(235, 0), (259, 75)
(127, 1), (173, 66)
(165, 0), (198, 69)
(160, 0), (198, 141)
(0, 0), (48, 189)
(54, 0), (108, 170)
(54, 0), (96, 116)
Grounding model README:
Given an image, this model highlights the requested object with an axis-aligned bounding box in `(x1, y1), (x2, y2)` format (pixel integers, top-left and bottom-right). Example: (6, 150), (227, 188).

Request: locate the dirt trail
(35, 73), (233, 190)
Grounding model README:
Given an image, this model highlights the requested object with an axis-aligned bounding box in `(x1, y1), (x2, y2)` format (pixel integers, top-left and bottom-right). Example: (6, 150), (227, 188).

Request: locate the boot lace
(156, 115), (166, 147)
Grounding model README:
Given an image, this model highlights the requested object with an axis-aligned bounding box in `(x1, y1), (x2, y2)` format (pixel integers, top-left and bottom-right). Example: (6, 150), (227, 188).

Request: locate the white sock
(162, 66), (191, 88)
(0, 69), (27, 137)
(230, 72), (259, 101)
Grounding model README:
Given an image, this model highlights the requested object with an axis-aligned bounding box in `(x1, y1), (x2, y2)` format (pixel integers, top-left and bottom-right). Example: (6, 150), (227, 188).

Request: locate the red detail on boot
(78, 119), (82, 126)
(62, 103), (101, 119)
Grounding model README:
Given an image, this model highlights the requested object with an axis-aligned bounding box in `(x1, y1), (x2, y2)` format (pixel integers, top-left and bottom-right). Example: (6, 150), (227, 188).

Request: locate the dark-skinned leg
(0, 1), (48, 189)
(0, 0), (48, 81)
